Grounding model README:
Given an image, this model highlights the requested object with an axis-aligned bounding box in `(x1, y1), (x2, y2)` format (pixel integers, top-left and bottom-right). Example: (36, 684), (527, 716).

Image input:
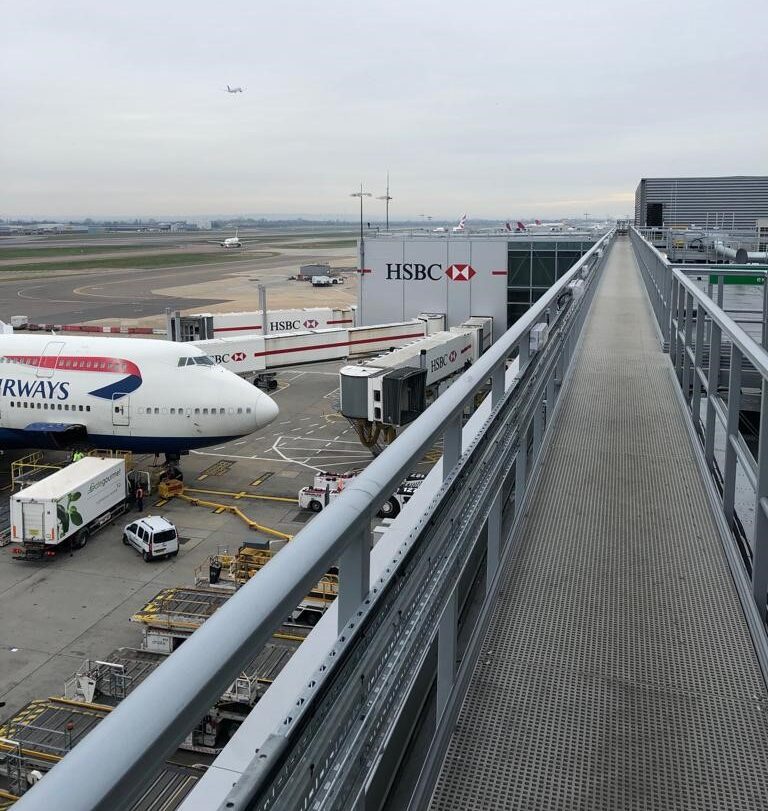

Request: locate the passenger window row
(9, 401), (90, 412)
(136, 406), (253, 416)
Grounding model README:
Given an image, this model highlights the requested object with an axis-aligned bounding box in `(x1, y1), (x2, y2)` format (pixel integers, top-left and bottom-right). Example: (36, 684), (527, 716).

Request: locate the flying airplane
(0, 334), (279, 456)
(433, 214), (468, 234)
(225, 85), (244, 94)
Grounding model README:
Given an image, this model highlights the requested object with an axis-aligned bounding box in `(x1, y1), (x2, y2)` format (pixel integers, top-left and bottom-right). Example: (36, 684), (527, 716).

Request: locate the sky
(2, 0), (767, 221)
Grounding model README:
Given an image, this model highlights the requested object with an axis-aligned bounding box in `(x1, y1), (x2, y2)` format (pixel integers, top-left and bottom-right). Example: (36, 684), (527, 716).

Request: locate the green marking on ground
(0, 245), (155, 260)
(0, 251), (278, 273)
(273, 239), (357, 249)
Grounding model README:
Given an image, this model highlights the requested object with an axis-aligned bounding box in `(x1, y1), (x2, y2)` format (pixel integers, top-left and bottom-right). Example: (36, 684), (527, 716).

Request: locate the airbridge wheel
(377, 497), (400, 519)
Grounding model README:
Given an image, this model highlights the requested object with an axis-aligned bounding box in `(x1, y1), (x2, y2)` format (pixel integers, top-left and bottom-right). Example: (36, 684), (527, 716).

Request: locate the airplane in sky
(225, 85), (244, 94)
(0, 334), (279, 456)
(433, 214), (468, 234)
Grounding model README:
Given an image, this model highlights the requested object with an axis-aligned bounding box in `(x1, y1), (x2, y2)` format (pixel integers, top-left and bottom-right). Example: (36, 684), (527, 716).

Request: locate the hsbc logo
(231, 351), (246, 362)
(449, 350), (457, 362)
(385, 262), (476, 282)
(212, 352), (247, 364)
(386, 263), (442, 281)
(445, 264), (476, 281)
(303, 319), (319, 328)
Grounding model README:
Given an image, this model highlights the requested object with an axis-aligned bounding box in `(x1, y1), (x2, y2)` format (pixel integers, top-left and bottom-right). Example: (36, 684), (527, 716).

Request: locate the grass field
(0, 251), (277, 273)
(274, 239), (357, 249)
(0, 245), (155, 260)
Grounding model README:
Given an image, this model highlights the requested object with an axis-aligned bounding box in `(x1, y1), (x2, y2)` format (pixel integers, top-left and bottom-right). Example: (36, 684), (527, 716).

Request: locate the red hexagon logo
(303, 319), (319, 328)
(448, 350), (457, 362)
(444, 264), (476, 281)
(231, 352), (246, 362)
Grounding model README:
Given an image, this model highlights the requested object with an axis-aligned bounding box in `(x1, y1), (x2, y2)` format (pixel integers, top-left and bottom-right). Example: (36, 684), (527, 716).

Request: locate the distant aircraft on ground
(225, 85), (244, 94)
(433, 214), (468, 234)
(516, 219), (567, 232)
(206, 229), (254, 249)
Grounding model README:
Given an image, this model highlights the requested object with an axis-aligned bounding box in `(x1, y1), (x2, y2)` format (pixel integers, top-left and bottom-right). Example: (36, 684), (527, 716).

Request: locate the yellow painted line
(214, 507), (225, 514)
(155, 499), (168, 507)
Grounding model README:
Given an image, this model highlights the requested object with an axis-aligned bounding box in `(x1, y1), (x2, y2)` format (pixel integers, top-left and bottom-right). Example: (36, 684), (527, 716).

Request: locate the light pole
(350, 184), (372, 244)
(377, 172), (393, 232)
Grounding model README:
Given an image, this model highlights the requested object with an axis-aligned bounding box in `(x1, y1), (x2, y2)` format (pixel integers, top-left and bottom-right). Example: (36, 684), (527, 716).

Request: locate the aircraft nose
(253, 391), (279, 429)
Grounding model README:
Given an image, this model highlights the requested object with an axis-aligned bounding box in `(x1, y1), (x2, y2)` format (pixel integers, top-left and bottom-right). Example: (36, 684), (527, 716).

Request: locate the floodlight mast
(377, 172), (393, 231)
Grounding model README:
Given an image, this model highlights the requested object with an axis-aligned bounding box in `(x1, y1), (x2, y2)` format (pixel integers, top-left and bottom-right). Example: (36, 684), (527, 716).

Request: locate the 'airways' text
(0, 379), (71, 400)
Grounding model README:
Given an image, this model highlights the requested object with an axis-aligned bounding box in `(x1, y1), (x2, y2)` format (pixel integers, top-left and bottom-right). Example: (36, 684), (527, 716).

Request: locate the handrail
(631, 225), (768, 688)
(15, 230), (614, 811)
(671, 269), (768, 377)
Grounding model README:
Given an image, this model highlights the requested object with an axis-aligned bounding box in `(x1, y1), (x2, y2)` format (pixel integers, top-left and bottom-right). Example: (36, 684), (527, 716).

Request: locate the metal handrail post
(723, 345), (743, 529)
(753, 378), (768, 620)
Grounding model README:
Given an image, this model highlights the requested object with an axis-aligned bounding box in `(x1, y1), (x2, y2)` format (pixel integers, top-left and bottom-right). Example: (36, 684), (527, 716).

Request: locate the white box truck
(11, 457), (128, 560)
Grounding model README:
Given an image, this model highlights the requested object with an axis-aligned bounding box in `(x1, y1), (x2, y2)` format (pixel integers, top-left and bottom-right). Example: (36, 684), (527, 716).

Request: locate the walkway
(427, 238), (768, 810)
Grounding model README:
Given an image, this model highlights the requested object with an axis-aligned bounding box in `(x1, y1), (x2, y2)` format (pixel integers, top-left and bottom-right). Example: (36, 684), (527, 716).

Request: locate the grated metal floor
(427, 238), (768, 810)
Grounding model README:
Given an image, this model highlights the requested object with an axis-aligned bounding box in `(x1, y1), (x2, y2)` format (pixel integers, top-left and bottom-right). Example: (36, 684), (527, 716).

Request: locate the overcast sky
(2, 0), (766, 221)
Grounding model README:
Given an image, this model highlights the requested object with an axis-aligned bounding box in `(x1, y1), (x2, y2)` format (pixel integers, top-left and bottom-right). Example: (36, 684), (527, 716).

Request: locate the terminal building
(359, 232), (600, 338)
(634, 175), (768, 229)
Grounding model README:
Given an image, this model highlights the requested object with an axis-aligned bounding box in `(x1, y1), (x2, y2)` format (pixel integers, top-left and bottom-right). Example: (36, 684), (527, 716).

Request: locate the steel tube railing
(631, 226), (768, 642)
(15, 234), (614, 811)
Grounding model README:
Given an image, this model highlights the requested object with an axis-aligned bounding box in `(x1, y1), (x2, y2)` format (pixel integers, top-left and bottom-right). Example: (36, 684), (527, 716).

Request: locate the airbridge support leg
(338, 529), (370, 634)
(436, 587), (457, 720)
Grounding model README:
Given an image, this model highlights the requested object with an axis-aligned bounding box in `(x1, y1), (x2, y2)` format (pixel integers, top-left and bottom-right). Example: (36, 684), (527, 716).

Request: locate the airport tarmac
(0, 230), (357, 325)
(0, 359), (433, 723)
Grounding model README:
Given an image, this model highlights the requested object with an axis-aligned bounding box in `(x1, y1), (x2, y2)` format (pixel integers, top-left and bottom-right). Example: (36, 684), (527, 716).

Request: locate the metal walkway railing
(14, 234), (614, 811)
(418, 235), (768, 810)
(632, 228), (768, 664)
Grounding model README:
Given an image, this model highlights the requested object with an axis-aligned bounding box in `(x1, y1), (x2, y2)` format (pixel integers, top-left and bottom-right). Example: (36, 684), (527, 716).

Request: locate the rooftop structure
(635, 176), (768, 229)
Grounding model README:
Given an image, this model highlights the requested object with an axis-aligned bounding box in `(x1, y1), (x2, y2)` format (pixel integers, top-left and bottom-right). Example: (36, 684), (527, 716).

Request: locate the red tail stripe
(5, 354), (141, 377)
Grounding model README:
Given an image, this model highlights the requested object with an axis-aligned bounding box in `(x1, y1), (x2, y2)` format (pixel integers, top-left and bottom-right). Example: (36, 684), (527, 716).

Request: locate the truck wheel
(143, 551), (150, 562)
(122, 533), (129, 545)
(309, 500), (323, 513)
(170, 550), (178, 558)
(73, 529), (89, 549)
(377, 497), (400, 519)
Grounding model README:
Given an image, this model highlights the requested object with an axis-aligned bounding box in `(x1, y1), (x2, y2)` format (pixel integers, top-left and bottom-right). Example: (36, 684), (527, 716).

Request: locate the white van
(122, 516), (179, 561)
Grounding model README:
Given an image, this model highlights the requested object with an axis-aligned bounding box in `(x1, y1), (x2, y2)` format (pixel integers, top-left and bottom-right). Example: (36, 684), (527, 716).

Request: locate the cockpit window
(178, 356), (214, 367)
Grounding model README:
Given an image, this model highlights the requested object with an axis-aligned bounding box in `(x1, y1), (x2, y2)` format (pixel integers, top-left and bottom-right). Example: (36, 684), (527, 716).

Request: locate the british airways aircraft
(0, 334), (279, 454)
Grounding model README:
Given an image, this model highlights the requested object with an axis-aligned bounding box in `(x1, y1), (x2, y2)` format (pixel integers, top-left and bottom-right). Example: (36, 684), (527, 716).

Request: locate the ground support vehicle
(10, 458), (127, 560)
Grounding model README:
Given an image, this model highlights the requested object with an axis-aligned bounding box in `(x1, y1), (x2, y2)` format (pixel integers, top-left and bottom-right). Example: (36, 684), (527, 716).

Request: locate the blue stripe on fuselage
(88, 374), (143, 400)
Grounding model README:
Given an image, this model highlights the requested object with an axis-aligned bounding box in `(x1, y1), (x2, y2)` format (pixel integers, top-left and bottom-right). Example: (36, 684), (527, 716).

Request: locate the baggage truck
(11, 457), (128, 560)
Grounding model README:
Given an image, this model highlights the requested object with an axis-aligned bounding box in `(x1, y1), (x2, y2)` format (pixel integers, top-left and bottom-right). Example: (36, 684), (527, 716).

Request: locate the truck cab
(123, 516), (179, 561)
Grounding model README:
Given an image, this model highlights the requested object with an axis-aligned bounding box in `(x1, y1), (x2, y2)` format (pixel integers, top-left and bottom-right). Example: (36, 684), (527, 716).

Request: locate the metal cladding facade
(359, 235), (597, 337)
(635, 176), (768, 229)
(359, 237), (508, 336)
